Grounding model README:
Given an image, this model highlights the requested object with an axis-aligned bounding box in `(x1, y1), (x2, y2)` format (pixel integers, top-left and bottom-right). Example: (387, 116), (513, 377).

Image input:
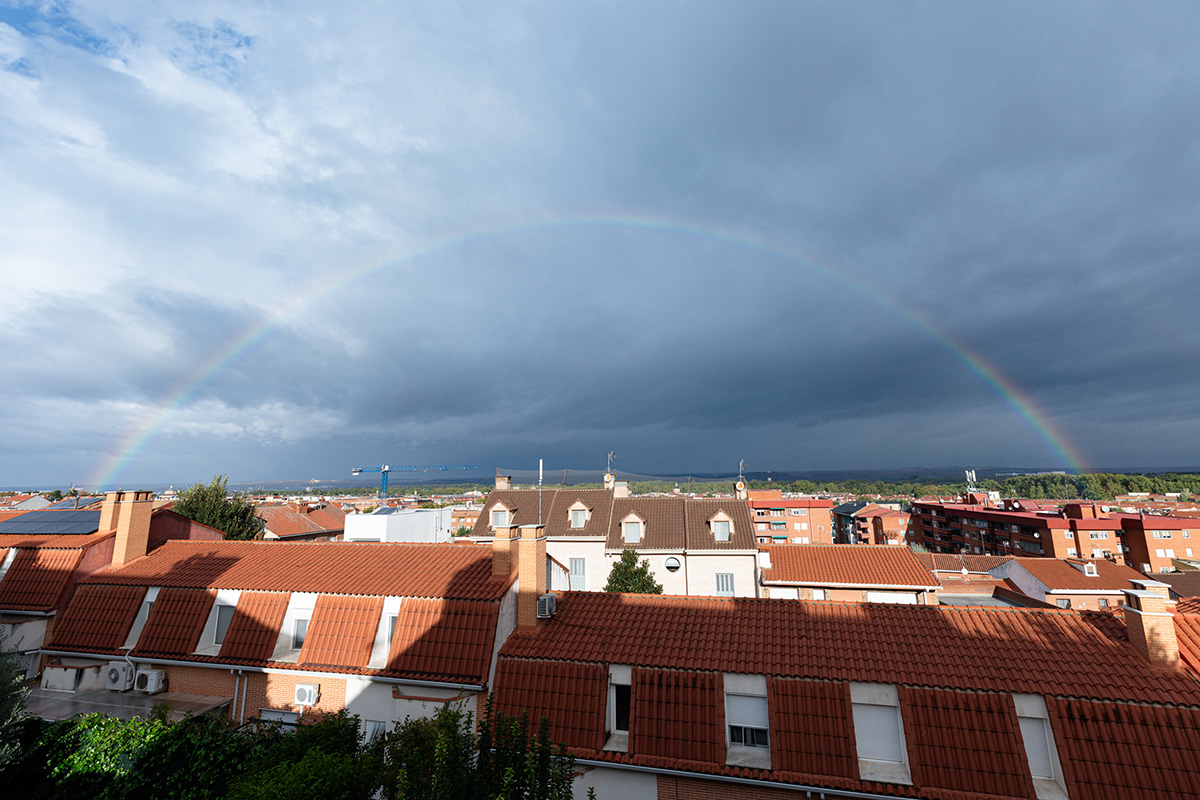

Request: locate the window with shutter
(850, 682), (911, 784)
(569, 558), (586, 590)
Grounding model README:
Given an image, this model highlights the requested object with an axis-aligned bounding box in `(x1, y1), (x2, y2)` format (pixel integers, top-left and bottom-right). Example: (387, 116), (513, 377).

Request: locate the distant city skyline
(3, 3), (1199, 487)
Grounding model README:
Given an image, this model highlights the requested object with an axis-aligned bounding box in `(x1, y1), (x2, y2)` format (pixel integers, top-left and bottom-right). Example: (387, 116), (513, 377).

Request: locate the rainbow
(86, 214), (1087, 488)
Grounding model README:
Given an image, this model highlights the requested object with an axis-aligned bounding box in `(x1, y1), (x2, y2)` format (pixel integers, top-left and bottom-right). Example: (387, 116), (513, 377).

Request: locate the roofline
(573, 759), (903, 800)
(0, 609), (54, 617)
(38, 650), (485, 692)
(763, 580), (941, 591)
(1045, 588), (1129, 595)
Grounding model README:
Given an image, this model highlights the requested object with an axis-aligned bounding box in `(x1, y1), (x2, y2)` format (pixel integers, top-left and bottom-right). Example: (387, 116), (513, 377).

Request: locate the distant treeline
(284, 472), (1198, 503)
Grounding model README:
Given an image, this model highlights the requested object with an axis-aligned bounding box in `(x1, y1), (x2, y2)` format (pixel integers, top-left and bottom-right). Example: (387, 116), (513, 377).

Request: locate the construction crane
(351, 464), (478, 500)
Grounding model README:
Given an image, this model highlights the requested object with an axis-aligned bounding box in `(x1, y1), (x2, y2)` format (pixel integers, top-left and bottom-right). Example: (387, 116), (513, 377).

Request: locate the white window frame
(724, 674), (771, 768)
(623, 520), (642, 544)
(715, 573), (734, 597)
(1013, 693), (1067, 798)
(850, 682), (911, 785)
(606, 664), (632, 752)
(121, 587), (162, 650)
(213, 604), (237, 647)
(570, 508), (587, 529)
(491, 507), (509, 527)
(569, 558), (587, 591)
(712, 519), (731, 542)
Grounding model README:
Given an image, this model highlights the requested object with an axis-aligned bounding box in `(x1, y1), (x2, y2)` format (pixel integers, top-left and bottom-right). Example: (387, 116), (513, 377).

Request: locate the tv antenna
(607, 451), (617, 475)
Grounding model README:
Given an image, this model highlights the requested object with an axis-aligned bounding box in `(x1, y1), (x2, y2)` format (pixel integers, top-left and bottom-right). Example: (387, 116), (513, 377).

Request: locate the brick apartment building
(746, 491), (834, 544)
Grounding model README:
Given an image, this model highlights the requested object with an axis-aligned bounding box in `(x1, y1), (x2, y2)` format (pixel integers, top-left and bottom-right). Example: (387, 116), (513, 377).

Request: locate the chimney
(1122, 589), (1179, 667)
(99, 491), (121, 532)
(735, 480), (748, 501)
(495, 474), (511, 491)
(292, 502), (310, 515)
(516, 524), (546, 631)
(492, 525), (515, 579)
(1129, 578), (1173, 601)
(603, 473), (615, 492)
(111, 490), (154, 567)
(613, 481), (630, 498)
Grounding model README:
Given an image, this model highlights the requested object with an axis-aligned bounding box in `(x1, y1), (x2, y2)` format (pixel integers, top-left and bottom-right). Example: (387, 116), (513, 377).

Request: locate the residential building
(1117, 514), (1200, 574)
(493, 586), (1200, 799)
(866, 508), (911, 545)
(757, 545), (940, 604)
(343, 506), (456, 543)
(257, 501), (346, 541)
(746, 491), (833, 544)
(0, 491), (222, 678)
(992, 557), (1151, 611)
(472, 476), (759, 597)
(831, 501), (873, 543)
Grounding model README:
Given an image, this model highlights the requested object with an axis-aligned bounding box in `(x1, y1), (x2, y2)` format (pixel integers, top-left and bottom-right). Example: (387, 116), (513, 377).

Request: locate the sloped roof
(1157, 572), (1200, 599)
(1176, 597), (1200, 615)
(769, 678), (856, 779)
(760, 545), (938, 588)
(134, 588), (215, 656)
(935, 574), (1009, 596)
(493, 659), (606, 750)
(683, 498), (757, 551)
(256, 503), (346, 537)
(0, 509), (101, 536)
(543, 490), (615, 538)
(45, 584), (144, 652)
(501, 592), (1200, 705)
(608, 496), (686, 550)
(83, 540), (510, 600)
(1012, 557), (1144, 591)
(0, 531), (113, 550)
(218, 591), (290, 661)
(386, 598), (500, 684)
(0, 548), (84, 611)
(633, 667), (725, 763)
(300, 594), (383, 669)
(914, 552), (1014, 573)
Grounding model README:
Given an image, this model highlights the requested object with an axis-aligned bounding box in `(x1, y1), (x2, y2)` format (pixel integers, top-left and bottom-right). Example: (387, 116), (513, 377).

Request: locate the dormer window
(569, 501), (591, 529)
(491, 507), (509, 527)
(623, 521), (642, 544)
(713, 520), (731, 541)
(213, 605), (236, 647)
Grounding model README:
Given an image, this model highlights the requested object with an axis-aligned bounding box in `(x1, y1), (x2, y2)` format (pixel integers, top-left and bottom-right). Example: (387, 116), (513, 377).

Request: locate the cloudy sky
(2, 1), (1199, 489)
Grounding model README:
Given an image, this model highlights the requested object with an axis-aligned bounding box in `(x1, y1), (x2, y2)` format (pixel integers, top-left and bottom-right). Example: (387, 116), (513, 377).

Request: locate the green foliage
(604, 548), (663, 594)
(172, 474), (262, 540)
(47, 490), (63, 502)
(228, 747), (378, 800)
(0, 635), (28, 772)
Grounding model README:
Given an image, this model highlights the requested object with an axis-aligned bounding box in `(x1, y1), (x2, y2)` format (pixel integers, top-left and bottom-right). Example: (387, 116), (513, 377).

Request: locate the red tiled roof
(1176, 597), (1200, 615)
(300, 594), (383, 669)
(683, 498), (757, 551)
(935, 575), (1008, 596)
(0, 531), (112, 550)
(134, 588), (215, 655)
(608, 496), (686, 550)
(760, 545), (938, 588)
(915, 553), (1013, 573)
(386, 598), (499, 684)
(84, 540), (510, 600)
(501, 593), (1200, 704)
(493, 659), (606, 750)
(632, 668), (724, 763)
(0, 547), (84, 611)
(768, 678), (856, 779)
(1175, 614), (1200, 676)
(46, 584), (144, 652)
(1012, 558), (1144, 591)
(219, 591), (290, 661)
(257, 504), (345, 537)
(900, 687), (1033, 797)
(1049, 696), (1200, 800)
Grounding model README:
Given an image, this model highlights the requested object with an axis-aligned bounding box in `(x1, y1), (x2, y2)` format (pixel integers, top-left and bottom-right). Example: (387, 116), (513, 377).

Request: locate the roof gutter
(765, 581), (941, 591)
(38, 650), (484, 692)
(0, 609), (55, 617)
(573, 759), (902, 800)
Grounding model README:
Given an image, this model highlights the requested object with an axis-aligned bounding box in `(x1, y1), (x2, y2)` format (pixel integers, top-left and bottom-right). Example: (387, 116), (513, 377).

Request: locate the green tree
(0, 634), (28, 772)
(172, 475), (261, 540)
(603, 548), (663, 594)
(47, 490), (63, 503)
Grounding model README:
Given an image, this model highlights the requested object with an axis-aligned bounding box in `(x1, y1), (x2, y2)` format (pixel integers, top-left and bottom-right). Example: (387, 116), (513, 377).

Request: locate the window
(259, 709), (299, 725)
(664, 556), (681, 572)
(1098, 598), (1109, 607)
(850, 683), (910, 784)
(570, 508), (586, 529)
(607, 664), (632, 752)
(1055, 599), (1071, 609)
(214, 605), (236, 647)
(613, 684), (630, 732)
(623, 521), (641, 544)
(491, 508), (508, 527)
(292, 616), (309, 650)
(794, 522), (808, 531)
(793, 536), (810, 544)
(727, 694), (769, 748)
(1153, 530), (1171, 539)
(713, 520), (731, 541)
(1014, 693), (1064, 795)
(387, 614), (398, 649)
(1089, 532), (1108, 539)
(569, 558), (587, 590)
(811, 588), (825, 600)
(770, 522), (786, 531)
(756, 523), (767, 531)
(1166, 549), (1176, 558)
(715, 573), (734, 597)
(1066, 548), (1076, 557)
(1156, 548), (1166, 558)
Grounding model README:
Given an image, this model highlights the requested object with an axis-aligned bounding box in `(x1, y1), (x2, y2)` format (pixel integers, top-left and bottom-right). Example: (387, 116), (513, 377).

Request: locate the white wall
(546, 539), (606, 591)
(572, 766), (657, 800)
(685, 552), (758, 597)
(990, 560), (1049, 602)
(344, 508), (455, 543)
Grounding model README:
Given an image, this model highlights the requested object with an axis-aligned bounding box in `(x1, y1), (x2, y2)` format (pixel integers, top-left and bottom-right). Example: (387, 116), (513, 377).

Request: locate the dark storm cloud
(3, 1), (1200, 486)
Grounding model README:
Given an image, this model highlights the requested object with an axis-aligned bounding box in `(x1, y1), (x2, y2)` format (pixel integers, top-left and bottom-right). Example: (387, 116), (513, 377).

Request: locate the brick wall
(158, 665), (347, 720)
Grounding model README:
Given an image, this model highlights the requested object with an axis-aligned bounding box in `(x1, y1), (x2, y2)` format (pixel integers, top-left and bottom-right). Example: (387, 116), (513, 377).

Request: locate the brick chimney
(99, 491), (121, 532)
(603, 473), (615, 492)
(495, 474), (512, 491)
(1129, 578), (1173, 601)
(110, 490), (154, 567)
(1122, 589), (1179, 667)
(516, 524), (546, 631)
(492, 525), (515, 579)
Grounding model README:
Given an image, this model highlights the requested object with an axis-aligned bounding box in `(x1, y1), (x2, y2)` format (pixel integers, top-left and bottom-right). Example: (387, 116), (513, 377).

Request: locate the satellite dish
(735, 481), (746, 491)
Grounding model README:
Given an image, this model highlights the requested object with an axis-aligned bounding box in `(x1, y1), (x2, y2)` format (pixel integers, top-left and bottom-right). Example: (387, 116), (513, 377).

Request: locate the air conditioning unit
(135, 669), (167, 694)
(294, 683), (320, 706)
(106, 660), (135, 691)
(536, 592), (557, 619)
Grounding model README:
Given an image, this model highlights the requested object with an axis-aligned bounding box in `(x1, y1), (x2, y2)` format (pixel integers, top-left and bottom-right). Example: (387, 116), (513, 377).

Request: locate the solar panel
(0, 510), (102, 535)
(43, 497), (103, 510)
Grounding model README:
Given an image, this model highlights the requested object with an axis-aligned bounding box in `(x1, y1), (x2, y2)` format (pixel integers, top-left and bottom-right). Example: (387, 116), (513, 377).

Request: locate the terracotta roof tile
(257, 504), (346, 537)
(760, 545), (939, 588)
(936, 575), (1008, 596)
(683, 498), (757, 551)
(501, 593), (1200, 705)
(1175, 614), (1200, 676)
(493, 659), (606, 750)
(1049, 696), (1200, 800)
(1012, 557), (1145, 591)
(1176, 597), (1200, 615)
(608, 497), (686, 550)
(1159, 573), (1200, 599)
(915, 553), (1013, 573)
(85, 540), (509, 600)
(632, 668), (724, 763)
(769, 678), (856, 778)
(385, 598), (499, 684)
(543, 490), (615, 538)
(0, 548), (84, 611)
(134, 588), (215, 655)
(218, 591), (290, 661)
(300, 594), (383, 669)
(900, 687), (1032, 797)
(47, 584), (144, 652)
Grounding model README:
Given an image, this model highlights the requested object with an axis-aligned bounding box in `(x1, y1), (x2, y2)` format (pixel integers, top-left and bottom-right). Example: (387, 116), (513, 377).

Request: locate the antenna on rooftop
(607, 451), (617, 476)
(738, 460), (747, 482)
(538, 458), (544, 525)
(965, 469), (977, 492)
